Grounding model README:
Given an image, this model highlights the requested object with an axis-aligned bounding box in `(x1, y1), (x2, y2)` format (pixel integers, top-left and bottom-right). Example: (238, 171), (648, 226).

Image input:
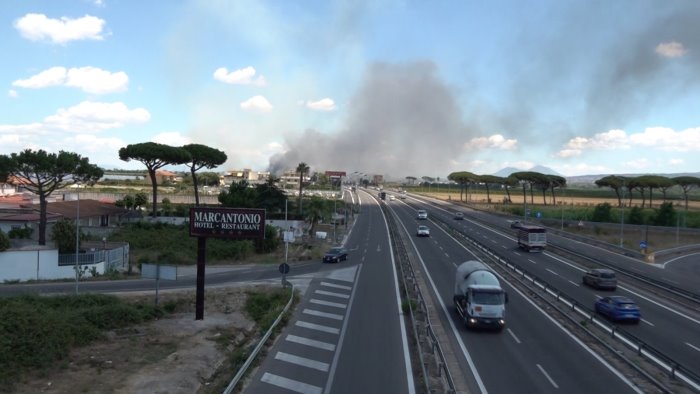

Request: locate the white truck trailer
(453, 260), (507, 331)
(517, 224), (547, 252)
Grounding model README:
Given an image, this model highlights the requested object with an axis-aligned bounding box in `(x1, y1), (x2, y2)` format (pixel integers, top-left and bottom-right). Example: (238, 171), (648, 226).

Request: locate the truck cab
(453, 261), (507, 331)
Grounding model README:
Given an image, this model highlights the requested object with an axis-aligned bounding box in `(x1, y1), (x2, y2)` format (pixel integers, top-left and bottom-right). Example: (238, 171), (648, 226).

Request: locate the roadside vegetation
(0, 293), (166, 391)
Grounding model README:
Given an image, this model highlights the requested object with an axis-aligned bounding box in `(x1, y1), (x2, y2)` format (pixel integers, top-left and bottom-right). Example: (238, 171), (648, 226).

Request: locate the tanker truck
(453, 260), (508, 331)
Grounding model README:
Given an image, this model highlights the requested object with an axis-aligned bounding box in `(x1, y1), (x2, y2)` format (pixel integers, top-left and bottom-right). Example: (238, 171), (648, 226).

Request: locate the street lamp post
(75, 186), (80, 294)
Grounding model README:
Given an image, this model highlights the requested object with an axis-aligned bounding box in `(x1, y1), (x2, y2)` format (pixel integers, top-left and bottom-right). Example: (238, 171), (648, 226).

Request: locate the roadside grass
(0, 293), (163, 392)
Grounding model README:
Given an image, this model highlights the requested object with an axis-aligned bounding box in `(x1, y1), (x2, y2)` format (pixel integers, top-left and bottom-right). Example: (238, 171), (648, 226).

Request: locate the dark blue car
(595, 296), (641, 323)
(323, 247), (348, 263)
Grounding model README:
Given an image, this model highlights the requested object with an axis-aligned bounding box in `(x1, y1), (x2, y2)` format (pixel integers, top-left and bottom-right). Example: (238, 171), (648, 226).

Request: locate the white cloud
(13, 66), (128, 94)
(504, 161), (534, 170)
(624, 158), (651, 170)
(628, 126), (700, 152)
(556, 129), (630, 157)
(151, 132), (191, 146)
(213, 66), (266, 86)
(14, 13), (106, 44)
(655, 41), (687, 58)
(557, 163), (611, 177)
(467, 134), (517, 150)
(43, 101), (150, 132)
(8, 90), (18, 98)
(669, 158), (684, 166)
(305, 98), (337, 111)
(240, 95), (273, 112)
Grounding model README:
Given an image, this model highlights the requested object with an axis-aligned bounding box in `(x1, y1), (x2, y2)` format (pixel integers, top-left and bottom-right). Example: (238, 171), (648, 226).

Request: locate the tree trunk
(39, 193), (47, 245)
(149, 168), (159, 217)
(192, 168), (200, 206)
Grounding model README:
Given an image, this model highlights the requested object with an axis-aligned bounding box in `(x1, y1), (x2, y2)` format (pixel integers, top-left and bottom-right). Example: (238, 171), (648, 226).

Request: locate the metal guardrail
(223, 282), (296, 394)
(381, 200), (456, 394)
(434, 215), (700, 392)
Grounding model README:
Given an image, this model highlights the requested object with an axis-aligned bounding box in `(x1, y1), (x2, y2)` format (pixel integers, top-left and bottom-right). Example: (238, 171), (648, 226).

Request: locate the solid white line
(320, 282), (352, 291)
(527, 259), (537, 264)
(286, 334), (336, 351)
(686, 342), (700, 352)
(618, 285), (700, 326)
(395, 215), (486, 393)
(537, 364), (559, 389)
(662, 252), (700, 267)
(295, 321), (339, 334)
(546, 268), (559, 276)
(431, 224), (643, 393)
(507, 328), (521, 344)
(303, 309), (344, 320)
(261, 372), (322, 394)
(382, 203), (417, 394)
(315, 289), (350, 299)
(568, 280), (580, 287)
(275, 351), (329, 372)
(641, 319), (654, 327)
(310, 299), (347, 309)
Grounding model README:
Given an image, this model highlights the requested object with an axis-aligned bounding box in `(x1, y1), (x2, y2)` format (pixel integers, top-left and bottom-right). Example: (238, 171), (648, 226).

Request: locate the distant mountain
(493, 165), (562, 177)
(567, 172), (700, 186)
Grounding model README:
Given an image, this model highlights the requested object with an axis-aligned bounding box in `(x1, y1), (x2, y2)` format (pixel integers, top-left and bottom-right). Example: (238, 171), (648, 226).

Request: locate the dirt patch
(11, 286), (270, 394)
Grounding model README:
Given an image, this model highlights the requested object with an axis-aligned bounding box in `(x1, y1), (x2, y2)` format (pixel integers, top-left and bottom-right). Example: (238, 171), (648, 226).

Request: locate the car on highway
(454, 212), (464, 220)
(595, 296), (640, 323)
(417, 210), (428, 220)
(583, 268), (617, 290)
(389, 195), (395, 201)
(510, 220), (522, 229)
(416, 225), (430, 237)
(323, 247), (348, 263)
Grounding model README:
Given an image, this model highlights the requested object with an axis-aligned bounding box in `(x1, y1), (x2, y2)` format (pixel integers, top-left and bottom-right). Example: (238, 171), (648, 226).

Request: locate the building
(220, 169), (270, 187)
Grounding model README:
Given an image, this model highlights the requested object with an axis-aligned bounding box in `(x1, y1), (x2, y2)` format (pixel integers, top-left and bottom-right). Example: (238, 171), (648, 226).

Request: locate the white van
(417, 210), (428, 220)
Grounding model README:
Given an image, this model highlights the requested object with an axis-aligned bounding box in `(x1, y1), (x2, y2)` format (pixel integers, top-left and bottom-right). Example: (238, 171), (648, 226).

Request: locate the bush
(7, 225), (32, 239)
(0, 231), (9, 251)
(628, 206), (645, 225)
(591, 203), (613, 222)
(244, 289), (292, 333)
(654, 202), (676, 226)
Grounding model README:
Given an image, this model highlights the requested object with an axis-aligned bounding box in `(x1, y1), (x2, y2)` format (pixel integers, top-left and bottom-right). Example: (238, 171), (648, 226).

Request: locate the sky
(2, 0), (699, 180)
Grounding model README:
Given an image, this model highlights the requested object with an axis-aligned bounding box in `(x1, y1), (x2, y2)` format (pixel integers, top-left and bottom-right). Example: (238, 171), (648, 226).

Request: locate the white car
(389, 195), (396, 201)
(417, 225), (430, 237)
(416, 210), (428, 220)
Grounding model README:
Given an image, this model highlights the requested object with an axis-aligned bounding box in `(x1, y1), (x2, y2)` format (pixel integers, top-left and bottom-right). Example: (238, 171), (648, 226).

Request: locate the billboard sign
(189, 207), (266, 239)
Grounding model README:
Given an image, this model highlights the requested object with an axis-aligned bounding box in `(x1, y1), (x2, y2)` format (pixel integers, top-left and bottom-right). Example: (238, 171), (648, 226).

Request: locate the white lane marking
(568, 280), (580, 287)
(315, 289), (350, 299)
(501, 245), (507, 249)
(445, 253), (450, 258)
(662, 252), (700, 267)
(641, 319), (654, 327)
(686, 342), (700, 352)
(513, 251), (521, 256)
(527, 259), (537, 264)
(594, 294), (602, 299)
(295, 320), (340, 334)
(275, 351), (329, 372)
(427, 223), (643, 393)
(303, 309), (343, 320)
(507, 328), (521, 344)
(310, 299), (347, 309)
(321, 282), (352, 291)
(286, 334), (336, 351)
(537, 364), (559, 389)
(261, 372), (322, 394)
(546, 268), (559, 276)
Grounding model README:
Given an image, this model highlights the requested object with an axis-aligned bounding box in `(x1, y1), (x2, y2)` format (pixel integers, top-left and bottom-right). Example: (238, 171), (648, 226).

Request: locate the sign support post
(196, 236), (206, 320)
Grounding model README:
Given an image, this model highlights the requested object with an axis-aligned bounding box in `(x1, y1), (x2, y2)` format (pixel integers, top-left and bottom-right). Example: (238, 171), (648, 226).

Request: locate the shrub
(7, 225), (32, 239)
(591, 203), (613, 222)
(0, 231), (9, 251)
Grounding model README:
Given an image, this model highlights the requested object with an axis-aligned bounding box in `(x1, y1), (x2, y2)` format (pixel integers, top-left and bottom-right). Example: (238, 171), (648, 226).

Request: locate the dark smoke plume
(268, 61), (475, 179)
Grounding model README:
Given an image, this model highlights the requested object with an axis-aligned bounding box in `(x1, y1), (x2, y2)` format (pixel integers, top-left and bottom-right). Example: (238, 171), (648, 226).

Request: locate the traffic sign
(639, 241), (647, 249)
(279, 263), (290, 274)
(536, 211), (541, 218)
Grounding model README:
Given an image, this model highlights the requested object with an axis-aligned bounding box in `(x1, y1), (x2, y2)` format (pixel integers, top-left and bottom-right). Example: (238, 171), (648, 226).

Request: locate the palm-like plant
(296, 162), (310, 214)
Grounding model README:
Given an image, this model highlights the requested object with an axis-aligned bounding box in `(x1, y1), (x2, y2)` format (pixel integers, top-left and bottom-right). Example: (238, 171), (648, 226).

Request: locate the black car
(323, 247), (348, 263)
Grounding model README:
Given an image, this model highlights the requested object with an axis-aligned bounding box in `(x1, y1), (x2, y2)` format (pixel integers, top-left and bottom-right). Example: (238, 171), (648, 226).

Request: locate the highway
(244, 190), (414, 394)
(387, 197), (642, 393)
(398, 192), (700, 387)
